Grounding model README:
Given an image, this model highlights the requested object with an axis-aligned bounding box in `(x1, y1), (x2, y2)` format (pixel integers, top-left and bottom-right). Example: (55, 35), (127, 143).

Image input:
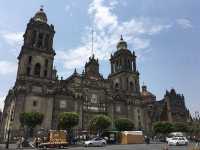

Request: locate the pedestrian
(17, 136), (24, 149)
(145, 136), (150, 144)
(37, 137), (41, 147)
(34, 137), (39, 148)
(21, 136), (24, 148)
(17, 137), (21, 149)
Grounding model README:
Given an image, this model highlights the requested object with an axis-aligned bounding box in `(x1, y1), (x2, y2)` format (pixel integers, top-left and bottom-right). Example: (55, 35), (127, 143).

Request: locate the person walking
(17, 137), (21, 149)
(34, 137), (39, 148)
(21, 136), (24, 149)
(17, 136), (24, 149)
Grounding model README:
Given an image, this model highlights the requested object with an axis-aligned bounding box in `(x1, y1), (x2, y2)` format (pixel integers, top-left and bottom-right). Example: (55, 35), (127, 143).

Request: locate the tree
(174, 122), (189, 132)
(153, 122), (164, 134)
(58, 112), (79, 130)
(114, 118), (134, 131)
(153, 122), (174, 135)
(19, 112), (44, 137)
(58, 112), (79, 143)
(89, 115), (111, 135)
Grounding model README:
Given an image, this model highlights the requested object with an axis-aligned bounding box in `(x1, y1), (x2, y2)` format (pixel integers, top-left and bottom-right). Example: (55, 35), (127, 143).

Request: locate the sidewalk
(0, 144), (34, 150)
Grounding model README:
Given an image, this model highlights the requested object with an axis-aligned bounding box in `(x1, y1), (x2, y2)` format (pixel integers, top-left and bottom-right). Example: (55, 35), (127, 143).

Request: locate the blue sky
(0, 0), (199, 115)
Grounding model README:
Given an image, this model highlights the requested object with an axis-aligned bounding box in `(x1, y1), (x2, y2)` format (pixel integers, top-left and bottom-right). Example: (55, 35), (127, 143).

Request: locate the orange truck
(38, 130), (69, 149)
(120, 131), (145, 144)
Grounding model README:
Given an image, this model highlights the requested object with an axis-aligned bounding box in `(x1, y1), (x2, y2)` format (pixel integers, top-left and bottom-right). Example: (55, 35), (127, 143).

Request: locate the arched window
(116, 61), (119, 70)
(115, 83), (119, 89)
(119, 59), (122, 69)
(28, 56), (32, 64)
(32, 30), (37, 46)
(33, 101), (37, 107)
(44, 70), (47, 77)
(130, 81), (133, 89)
(45, 34), (49, 49)
(37, 33), (44, 48)
(34, 63), (41, 76)
(45, 59), (48, 67)
(128, 60), (131, 69)
(27, 67), (31, 76)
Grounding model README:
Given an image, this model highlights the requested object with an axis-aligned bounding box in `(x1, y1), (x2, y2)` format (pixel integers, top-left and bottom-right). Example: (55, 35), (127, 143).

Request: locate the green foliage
(174, 122), (189, 132)
(114, 118), (134, 131)
(89, 115), (111, 133)
(153, 122), (163, 134)
(153, 122), (174, 134)
(19, 112), (43, 128)
(58, 112), (79, 130)
(189, 126), (200, 134)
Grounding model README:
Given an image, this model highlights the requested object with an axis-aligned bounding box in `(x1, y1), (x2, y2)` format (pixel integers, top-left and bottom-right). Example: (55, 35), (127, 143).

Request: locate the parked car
(84, 137), (106, 147)
(166, 132), (185, 143)
(168, 137), (188, 146)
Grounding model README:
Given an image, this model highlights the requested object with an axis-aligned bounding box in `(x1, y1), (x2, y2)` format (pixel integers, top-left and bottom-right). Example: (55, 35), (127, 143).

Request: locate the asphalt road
(67, 144), (189, 150)
(1, 143), (198, 150)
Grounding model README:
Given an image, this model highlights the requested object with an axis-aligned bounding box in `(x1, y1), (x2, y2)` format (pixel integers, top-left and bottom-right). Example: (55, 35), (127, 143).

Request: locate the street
(67, 144), (191, 150)
(1, 143), (197, 150)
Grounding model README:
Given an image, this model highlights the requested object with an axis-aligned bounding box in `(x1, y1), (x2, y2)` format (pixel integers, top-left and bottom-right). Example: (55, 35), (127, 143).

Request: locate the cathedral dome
(33, 7), (47, 23)
(117, 35), (127, 50)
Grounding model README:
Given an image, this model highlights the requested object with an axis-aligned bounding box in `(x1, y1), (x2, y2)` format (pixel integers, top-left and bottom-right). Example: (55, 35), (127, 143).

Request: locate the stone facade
(0, 8), (145, 140)
(142, 88), (191, 131)
(0, 8), (191, 140)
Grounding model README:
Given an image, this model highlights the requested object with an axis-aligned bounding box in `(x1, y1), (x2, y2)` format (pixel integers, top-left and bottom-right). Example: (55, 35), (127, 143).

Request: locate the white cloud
(0, 61), (17, 75)
(177, 18), (193, 29)
(148, 24), (172, 35)
(1, 31), (23, 47)
(57, 0), (171, 70)
(65, 3), (74, 16)
(57, 46), (91, 69)
(65, 5), (71, 12)
(133, 38), (150, 50)
(88, 0), (118, 30)
(109, 0), (118, 7)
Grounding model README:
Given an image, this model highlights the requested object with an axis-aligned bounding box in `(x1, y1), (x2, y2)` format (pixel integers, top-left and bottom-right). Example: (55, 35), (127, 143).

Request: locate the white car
(84, 137), (106, 147)
(168, 137), (188, 146)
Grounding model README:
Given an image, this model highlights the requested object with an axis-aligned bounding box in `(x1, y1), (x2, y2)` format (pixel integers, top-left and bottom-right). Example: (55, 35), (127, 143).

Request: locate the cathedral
(0, 8), (191, 140)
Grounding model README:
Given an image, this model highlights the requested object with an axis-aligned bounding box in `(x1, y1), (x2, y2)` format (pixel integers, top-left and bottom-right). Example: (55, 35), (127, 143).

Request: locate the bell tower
(109, 36), (140, 94)
(17, 7), (56, 80)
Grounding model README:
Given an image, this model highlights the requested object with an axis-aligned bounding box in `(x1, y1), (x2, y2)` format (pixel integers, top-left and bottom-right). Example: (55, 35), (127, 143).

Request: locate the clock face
(91, 94), (97, 103)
